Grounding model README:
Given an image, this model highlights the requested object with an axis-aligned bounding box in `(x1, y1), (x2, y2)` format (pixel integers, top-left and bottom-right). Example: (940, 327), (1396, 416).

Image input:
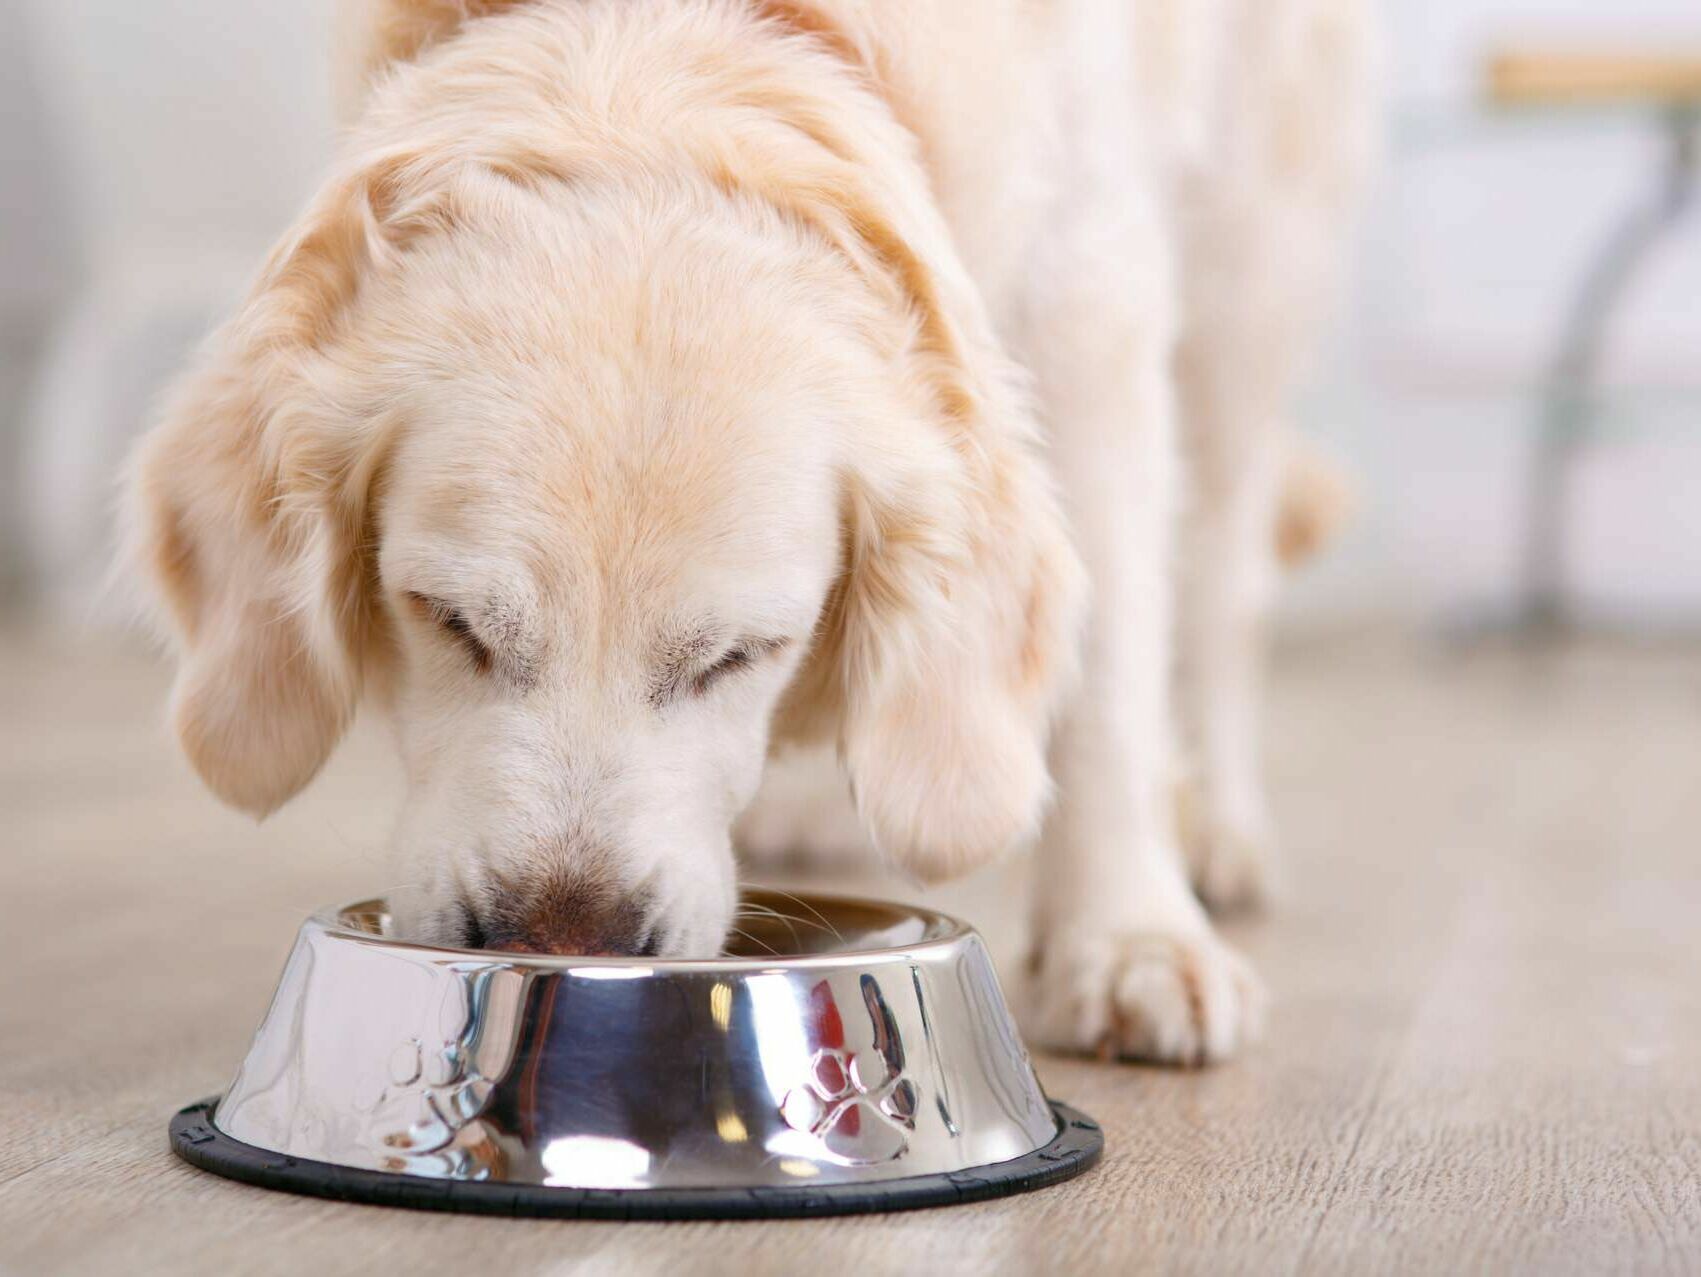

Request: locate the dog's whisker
(763, 889), (844, 944)
(733, 903), (804, 949)
(736, 900), (855, 950)
(736, 905), (837, 939)
(725, 925), (779, 957)
(735, 901), (816, 926)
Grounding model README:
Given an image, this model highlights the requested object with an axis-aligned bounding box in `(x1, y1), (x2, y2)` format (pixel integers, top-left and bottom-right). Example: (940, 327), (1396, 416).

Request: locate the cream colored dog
(127, 0), (1373, 1063)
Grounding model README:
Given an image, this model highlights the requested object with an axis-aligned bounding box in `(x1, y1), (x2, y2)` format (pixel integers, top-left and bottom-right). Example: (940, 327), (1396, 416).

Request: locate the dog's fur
(126, 0), (1374, 1061)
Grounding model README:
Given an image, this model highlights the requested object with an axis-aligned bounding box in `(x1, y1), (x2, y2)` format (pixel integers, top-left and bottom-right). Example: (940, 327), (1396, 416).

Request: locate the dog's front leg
(1015, 190), (1264, 1066)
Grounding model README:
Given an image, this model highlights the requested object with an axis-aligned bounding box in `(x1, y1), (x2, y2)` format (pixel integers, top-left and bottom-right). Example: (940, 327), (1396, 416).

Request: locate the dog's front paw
(1023, 924), (1265, 1066)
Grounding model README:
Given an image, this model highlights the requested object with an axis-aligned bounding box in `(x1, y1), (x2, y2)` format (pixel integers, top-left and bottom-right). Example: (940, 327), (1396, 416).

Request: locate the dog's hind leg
(1171, 0), (1377, 911)
(1172, 374), (1288, 913)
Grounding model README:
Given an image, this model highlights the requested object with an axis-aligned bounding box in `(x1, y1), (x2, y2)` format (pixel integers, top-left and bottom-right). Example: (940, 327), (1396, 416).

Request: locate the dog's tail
(335, 0), (534, 121)
(1274, 430), (1354, 569)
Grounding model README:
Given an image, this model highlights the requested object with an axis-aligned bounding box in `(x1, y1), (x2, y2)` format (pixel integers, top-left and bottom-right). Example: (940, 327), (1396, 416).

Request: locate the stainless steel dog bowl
(171, 891), (1101, 1218)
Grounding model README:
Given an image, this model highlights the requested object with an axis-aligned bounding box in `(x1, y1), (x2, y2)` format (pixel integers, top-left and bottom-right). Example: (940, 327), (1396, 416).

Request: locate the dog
(126, 0), (1374, 1064)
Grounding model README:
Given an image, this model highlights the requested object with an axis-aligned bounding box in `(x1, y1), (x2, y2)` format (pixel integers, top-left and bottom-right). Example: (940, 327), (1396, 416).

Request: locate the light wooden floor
(3, 624), (1699, 1275)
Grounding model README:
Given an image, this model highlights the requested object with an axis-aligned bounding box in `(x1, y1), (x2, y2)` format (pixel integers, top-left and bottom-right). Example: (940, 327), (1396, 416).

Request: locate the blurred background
(2, 0), (1699, 628)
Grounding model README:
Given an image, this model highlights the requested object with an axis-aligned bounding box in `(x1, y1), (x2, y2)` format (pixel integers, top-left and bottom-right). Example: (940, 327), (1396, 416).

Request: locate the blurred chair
(1485, 49), (1701, 634)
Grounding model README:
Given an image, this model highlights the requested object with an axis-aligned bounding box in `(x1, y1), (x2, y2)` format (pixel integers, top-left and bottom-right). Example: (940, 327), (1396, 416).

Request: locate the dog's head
(128, 69), (1083, 956)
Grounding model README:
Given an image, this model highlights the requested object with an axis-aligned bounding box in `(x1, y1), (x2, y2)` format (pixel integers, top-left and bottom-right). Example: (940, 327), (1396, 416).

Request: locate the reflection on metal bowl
(170, 890), (1102, 1218)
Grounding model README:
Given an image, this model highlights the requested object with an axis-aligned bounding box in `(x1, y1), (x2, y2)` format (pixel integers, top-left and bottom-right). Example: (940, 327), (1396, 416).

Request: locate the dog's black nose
(467, 871), (656, 957)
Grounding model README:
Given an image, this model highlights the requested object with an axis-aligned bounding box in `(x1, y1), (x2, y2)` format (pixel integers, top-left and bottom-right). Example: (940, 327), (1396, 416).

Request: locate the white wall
(19, 0), (337, 275)
(8, 0), (337, 609)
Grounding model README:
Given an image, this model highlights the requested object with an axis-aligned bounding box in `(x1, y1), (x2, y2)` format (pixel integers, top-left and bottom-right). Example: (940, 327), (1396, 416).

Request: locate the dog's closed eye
(652, 634), (790, 706)
(698, 636), (794, 697)
(406, 592), (493, 674)
(692, 644), (757, 696)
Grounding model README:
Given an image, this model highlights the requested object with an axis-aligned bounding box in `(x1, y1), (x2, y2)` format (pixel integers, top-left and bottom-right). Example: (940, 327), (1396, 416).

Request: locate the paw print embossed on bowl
(780, 1046), (920, 1164)
(363, 1034), (499, 1176)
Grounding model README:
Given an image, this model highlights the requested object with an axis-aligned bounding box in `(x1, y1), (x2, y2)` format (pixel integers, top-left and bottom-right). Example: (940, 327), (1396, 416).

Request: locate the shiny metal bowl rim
(324, 889), (971, 972)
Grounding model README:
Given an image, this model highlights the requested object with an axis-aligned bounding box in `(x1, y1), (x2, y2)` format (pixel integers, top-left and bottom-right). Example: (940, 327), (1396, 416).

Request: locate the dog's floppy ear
(125, 172), (399, 817)
(762, 115), (1089, 882)
(832, 404), (1086, 884)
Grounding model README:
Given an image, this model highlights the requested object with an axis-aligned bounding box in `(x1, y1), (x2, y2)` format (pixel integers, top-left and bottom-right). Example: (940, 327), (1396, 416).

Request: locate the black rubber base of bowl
(170, 1096), (1101, 1220)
